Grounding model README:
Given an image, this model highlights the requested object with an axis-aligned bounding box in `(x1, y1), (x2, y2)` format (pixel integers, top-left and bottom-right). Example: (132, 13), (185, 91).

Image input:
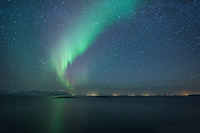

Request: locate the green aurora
(51, 0), (141, 88)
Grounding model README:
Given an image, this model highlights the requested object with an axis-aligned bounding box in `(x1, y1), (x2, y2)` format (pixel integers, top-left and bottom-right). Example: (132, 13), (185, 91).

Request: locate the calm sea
(0, 96), (200, 133)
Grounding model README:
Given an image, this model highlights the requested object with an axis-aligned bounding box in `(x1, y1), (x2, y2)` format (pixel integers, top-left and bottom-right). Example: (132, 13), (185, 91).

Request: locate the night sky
(0, 0), (200, 95)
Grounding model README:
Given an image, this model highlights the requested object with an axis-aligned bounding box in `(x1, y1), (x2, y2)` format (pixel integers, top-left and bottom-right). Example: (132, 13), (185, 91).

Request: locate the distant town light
(86, 94), (99, 96)
(142, 94), (150, 96)
(128, 94), (135, 96)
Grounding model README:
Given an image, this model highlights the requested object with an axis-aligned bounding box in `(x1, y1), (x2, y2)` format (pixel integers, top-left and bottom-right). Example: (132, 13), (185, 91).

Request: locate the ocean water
(0, 96), (200, 133)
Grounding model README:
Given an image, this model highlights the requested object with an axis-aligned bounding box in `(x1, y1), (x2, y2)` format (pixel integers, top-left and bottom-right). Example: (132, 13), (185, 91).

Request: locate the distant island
(0, 90), (71, 96)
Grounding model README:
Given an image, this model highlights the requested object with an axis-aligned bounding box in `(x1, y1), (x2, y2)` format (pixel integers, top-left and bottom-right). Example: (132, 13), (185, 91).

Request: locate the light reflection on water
(0, 96), (200, 133)
(49, 98), (67, 133)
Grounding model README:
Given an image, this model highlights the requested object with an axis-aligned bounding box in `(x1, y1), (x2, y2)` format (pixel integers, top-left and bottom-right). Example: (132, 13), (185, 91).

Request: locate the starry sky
(0, 0), (200, 95)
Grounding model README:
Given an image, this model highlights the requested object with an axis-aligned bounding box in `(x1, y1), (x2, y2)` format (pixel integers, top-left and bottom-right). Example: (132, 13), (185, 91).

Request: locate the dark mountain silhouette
(0, 90), (71, 96)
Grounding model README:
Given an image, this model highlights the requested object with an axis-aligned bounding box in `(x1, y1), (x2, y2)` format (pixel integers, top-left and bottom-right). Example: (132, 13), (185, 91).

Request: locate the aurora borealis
(51, 0), (140, 88)
(0, 0), (200, 94)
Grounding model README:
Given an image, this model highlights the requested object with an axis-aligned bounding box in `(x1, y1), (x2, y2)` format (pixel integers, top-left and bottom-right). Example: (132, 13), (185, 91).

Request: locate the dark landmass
(1, 90), (200, 97)
(54, 96), (78, 98)
(0, 90), (71, 96)
(188, 94), (200, 96)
